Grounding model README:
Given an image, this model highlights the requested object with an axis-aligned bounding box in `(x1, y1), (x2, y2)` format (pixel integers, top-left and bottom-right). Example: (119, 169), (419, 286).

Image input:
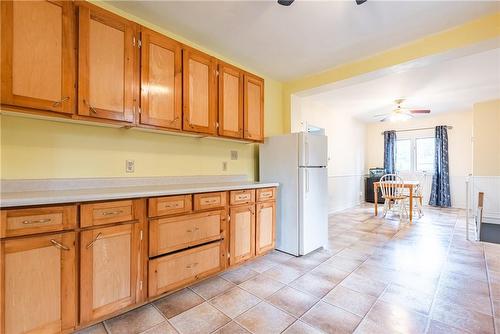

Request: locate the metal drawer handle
(261, 192), (272, 198)
(86, 232), (102, 249)
(206, 199), (219, 204)
(165, 203), (180, 208)
(186, 227), (199, 233)
(50, 239), (70, 251)
(101, 210), (123, 216)
(237, 194), (250, 200)
(186, 262), (199, 269)
(23, 218), (51, 225)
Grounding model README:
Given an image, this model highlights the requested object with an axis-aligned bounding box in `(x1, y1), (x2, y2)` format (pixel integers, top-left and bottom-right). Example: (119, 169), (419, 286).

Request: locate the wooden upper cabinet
(218, 63), (243, 138)
(0, 0), (75, 114)
(77, 3), (136, 123)
(140, 28), (182, 130)
(243, 73), (264, 141)
(80, 222), (140, 323)
(182, 48), (217, 135)
(1, 232), (76, 334)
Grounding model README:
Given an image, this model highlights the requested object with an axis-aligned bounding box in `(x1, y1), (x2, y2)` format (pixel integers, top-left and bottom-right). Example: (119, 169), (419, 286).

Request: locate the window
(396, 139), (411, 172)
(416, 137), (435, 172)
(395, 137), (435, 173)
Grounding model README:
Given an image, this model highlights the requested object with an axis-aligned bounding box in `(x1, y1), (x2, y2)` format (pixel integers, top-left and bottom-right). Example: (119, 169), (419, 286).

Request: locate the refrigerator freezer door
(298, 167), (328, 255)
(299, 133), (328, 167)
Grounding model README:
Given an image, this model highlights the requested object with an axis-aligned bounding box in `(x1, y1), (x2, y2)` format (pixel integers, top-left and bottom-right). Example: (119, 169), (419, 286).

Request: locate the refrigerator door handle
(305, 139), (309, 165)
(306, 169), (309, 193)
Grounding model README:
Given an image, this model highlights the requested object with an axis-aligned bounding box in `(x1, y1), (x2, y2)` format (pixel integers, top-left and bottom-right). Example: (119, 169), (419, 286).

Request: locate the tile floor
(76, 205), (500, 334)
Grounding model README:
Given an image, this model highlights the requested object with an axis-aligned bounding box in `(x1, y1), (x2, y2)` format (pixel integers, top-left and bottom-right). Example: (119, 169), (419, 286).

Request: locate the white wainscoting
(470, 176), (500, 219)
(328, 175), (365, 214)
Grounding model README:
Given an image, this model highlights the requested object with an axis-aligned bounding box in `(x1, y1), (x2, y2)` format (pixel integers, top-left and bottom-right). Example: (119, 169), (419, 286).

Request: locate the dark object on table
(365, 176), (384, 204)
(369, 168), (385, 178)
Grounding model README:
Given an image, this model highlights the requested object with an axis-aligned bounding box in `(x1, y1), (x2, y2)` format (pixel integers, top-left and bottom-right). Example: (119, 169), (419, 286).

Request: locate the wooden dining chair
(379, 174), (409, 222)
(476, 192), (484, 239)
(412, 173), (426, 218)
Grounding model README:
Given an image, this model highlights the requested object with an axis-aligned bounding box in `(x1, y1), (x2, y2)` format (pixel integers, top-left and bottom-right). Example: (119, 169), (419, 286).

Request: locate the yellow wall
(282, 12), (500, 132)
(0, 1), (284, 180)
(473, 99), (500, 176)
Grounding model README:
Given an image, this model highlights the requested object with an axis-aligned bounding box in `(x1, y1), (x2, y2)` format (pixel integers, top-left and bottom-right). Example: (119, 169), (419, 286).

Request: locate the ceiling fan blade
(356, 0), (367, 5)
(410, 109), (431, 114)
(373, 113), (390, 118)
(278, 0), (294, 6)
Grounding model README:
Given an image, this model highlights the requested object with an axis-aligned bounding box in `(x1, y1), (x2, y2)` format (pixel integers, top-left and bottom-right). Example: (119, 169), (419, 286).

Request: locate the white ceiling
(107, 0), (499, 81)
(301, 48), (500, 122)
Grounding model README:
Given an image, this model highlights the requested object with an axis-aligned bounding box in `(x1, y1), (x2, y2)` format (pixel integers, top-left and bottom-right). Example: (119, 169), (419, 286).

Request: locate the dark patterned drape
(429, 125), (451, 207)
(383, 130), (396, 174)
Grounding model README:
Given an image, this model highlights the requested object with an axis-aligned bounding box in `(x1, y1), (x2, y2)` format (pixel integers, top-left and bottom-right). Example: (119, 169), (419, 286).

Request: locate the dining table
(373, 180), (421, 224)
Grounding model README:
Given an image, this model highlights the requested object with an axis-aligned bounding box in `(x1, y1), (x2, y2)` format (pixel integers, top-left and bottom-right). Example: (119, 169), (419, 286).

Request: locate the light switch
(222, 161), (228, 171)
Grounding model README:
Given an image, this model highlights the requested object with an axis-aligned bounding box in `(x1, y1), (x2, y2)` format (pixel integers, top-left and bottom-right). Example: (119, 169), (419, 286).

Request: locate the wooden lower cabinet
(229, 205), (255, 265)
(149, 210), (224, 256)
(256, 202), (276, 255)
(80, 222), (141, 323)
(148, 241), (224, 297)
(0, 232), (76, 334)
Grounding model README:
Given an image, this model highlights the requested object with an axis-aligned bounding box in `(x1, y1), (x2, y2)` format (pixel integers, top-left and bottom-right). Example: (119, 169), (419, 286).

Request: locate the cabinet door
(77, 4), (135, 122)
(243, 74), (264, 141)
(182, 48), (217, 134)
(140, 28), (182, 130)
(218, 63), (243, 138)
(229, 205), (255, 265)
(80, 223), (140, 323)
(1, 232), (76, 334)
(256, 202), (276, 255)
(1, 0), (75, 114)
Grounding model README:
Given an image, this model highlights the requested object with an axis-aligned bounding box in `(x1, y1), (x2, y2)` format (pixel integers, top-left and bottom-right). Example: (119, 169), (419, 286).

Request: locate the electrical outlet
(230, 150), (238, 160)
(222, 161), (228, 171)
(126, 160), (135, 173)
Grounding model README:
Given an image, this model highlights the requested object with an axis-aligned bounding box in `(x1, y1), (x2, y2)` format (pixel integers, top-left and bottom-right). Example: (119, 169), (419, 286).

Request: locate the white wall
(292, 97), (366, 213)
(365, 110), (474, 208)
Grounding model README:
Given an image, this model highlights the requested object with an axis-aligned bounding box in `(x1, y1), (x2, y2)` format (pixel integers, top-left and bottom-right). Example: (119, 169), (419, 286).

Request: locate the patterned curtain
(429, 125), (451, 207)
(383, 130), (396, 174)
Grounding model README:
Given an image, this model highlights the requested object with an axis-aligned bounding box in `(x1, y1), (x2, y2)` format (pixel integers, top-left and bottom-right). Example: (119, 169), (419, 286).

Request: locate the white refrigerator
(259, 132), (328, 256)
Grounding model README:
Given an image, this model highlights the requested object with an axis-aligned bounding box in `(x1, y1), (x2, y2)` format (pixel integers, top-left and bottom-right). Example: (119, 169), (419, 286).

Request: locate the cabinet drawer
(80, 200), (134, 228)
(148, 241), (223, 297)
(150, 210), (224, 256)
(193, 192), (227, 211)
(0, 205), (76, 238)
(257, 188), (276, 202)
(149, 195), (192, 217)
(230, 189), (255, 206)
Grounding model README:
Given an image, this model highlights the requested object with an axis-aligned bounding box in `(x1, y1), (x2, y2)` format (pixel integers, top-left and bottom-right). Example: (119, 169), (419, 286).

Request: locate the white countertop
(0, 176), (279, 208)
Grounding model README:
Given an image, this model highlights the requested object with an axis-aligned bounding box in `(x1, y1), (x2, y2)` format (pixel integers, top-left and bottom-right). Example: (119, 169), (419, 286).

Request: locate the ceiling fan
(278, 0), (367, 6)
(374, 98), (431, 122)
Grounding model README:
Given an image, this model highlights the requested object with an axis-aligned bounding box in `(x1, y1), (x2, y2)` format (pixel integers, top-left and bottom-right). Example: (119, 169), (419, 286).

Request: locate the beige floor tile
(495, 318), (500, 334)
(323, 256), (364, 272)
(153, 289), (204, 319)
(436, 285), (493, 316)
(380, 283), (434, 315)
(266, 286), (319, 317)
(190, 277), (236, 300)
(244, 257), (279, 273)
(364, 300), (428, 334)
(353, 318), (393, 334)
(323, 286), (376, 317)
(263, 250), (294, 264)
(493, 299), (500, 318)
(220, 266), (259, 285)
(105, 305), (165, 334)
(283, 321), (324, 334)
(339, 273), (388, 298)
(169, 302), (230, 334)
(75, 323), (107, 334)
(212, 321), (250, 334)
(140, 321), (178, 334)
(239, 274), (285, 299)
(289, 273), (337, 298)
(309, 264), (350, 284)
(209, 287), (261, 318)
(431, 299), (495, 334)
(236, 302), (295, 334)
(427, 320), (472, 334)
(263, 264), (305, 284)
(301, 301), (362, 334)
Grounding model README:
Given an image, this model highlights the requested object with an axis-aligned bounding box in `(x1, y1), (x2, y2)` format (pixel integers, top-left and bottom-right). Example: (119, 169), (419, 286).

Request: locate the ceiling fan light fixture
(388, 113), (412, 122)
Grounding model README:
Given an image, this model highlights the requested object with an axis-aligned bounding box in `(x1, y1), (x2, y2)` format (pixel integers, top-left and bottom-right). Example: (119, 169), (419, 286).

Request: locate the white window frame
(395, 134), (435, 174)
(415, 137), (435, 173)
